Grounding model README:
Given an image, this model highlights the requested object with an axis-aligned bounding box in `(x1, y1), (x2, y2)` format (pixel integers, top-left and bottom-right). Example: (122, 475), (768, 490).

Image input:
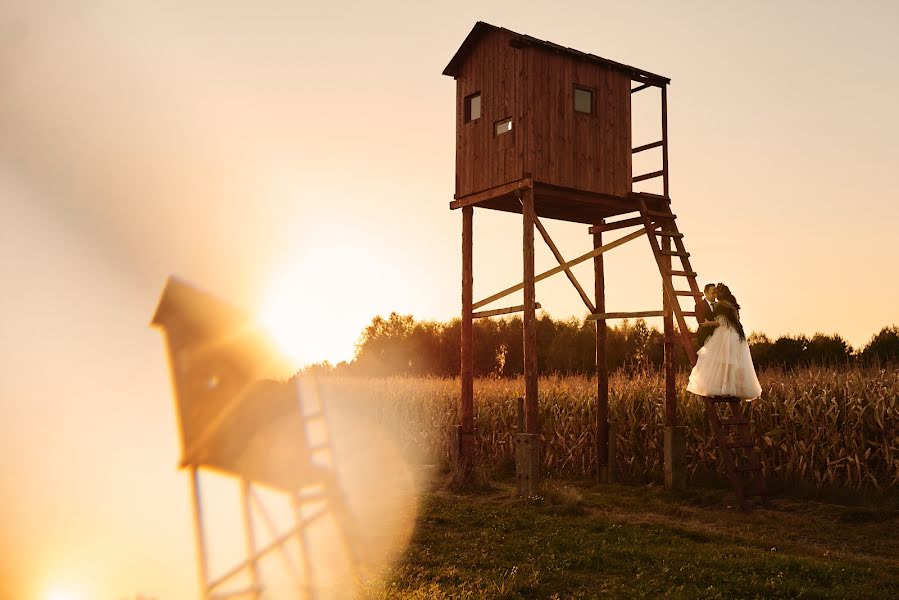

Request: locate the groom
(694, 283), (717, 348)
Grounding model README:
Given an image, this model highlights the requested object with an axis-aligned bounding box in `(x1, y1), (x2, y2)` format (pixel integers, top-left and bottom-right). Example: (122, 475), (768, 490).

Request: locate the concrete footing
(664, 425), (687, 490)
(514, 433), (540, 496)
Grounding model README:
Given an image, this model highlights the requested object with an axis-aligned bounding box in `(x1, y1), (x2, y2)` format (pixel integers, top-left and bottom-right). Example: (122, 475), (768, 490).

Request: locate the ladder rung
(674, 290), (698, 296)
(654, 231), (684, 238)
(727, 441), (756, 449)
(660, 250), (690, 257)
(670, 270), (697, 277)
(632, 140), (664, 154)
(644, 210), (676, 219)
(680, 311), (698, 317)
(633, 169), (664, 183)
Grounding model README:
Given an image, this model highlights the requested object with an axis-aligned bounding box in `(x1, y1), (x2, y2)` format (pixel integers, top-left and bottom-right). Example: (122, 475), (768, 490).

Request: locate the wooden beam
(586, 310), (665, 321)
(663, 236), (676, 428)
(472, 227), (647, 309)
(207, 523), (300, 592)
(461, 206), (474, 440)
(250, 488), (301, 584)
(633, 170), (665, 183)
(631, 82), (653, 93)
(240, 479), (260, 595)
(529, 205), (595, 313)
(450, 178), (533, 210)
(522, 187), (538, 434)
(593, 225), (609, 483)
(662, 84), (670, 199)
(632, 140), (663, 154)
(472, 302), (541, 319)
(588, 216), (655, 234)
(190, 467), (211, 600)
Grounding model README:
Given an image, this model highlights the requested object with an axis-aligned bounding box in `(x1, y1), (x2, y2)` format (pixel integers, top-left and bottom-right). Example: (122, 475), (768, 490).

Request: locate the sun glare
(261, 242), (404, 368)
(46, 590), (78, 600)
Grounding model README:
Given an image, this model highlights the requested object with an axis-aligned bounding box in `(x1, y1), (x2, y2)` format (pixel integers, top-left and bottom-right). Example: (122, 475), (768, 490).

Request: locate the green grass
(369, 479), (899, 599)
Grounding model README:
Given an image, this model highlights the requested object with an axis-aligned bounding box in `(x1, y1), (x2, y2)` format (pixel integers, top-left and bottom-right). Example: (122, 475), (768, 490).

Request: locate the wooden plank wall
(522, 46), (632, 198)
(456, 29), (523, 197)
(455, 34), (633, 199)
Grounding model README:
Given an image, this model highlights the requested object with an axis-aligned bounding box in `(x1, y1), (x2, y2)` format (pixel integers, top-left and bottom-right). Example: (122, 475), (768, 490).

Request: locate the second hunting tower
(444, 22), (767, 507)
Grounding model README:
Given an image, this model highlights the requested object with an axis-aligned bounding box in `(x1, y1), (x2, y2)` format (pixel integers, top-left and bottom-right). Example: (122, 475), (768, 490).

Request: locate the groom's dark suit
(695, 298), (716, 349)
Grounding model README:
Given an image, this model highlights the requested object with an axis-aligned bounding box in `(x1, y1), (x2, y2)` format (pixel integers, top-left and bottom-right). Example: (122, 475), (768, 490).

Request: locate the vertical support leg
(459, 205), (475, 476)
(189, 466), (210, 600)
(515, 187), (540, 496)
(522, 188), (538, 434)
(662, 237), (676, 428)
(593, 223), (611, 483)
(662, 236), (685, 490)
(661, 85), (669, 199)
(240, 479), (261, 598)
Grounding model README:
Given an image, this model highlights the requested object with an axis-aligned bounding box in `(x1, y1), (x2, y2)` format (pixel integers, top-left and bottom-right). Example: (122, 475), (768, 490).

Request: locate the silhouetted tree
(861, 325), (899, 364)
(343, 312), (892, 377)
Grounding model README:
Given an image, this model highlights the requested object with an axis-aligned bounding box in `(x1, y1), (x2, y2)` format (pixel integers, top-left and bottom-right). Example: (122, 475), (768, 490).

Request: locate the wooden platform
(449, 177), (670, 224)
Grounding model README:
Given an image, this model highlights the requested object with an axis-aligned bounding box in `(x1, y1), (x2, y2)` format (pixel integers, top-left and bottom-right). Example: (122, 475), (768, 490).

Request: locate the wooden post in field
(663, 236), (676, 428)
(593, 224), (611, 483)
(515, 187), (541, 496)
(522, 187), (538, 434)
(459, 205), (475, 476)
(189, 466), (211, 600)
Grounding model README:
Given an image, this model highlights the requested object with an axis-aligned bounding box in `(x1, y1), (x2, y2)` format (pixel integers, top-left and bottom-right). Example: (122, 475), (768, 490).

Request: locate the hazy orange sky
(2, 1), (898, 598)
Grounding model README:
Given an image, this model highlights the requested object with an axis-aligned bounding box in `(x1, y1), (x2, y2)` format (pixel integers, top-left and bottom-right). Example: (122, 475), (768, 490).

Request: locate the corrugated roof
(442, 21), (670, 85)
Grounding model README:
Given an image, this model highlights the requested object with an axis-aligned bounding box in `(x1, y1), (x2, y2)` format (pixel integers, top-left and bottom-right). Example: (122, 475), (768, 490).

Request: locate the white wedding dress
(687, 314), (762, 399)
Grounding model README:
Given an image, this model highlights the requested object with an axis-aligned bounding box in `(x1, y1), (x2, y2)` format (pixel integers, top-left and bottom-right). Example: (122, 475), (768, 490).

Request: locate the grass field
(369, 479), (899, 599)
(314, 366), (898, 597)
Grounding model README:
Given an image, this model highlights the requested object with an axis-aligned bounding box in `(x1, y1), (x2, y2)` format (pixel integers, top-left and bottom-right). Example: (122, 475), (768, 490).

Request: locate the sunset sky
(1, 1), (897, 598)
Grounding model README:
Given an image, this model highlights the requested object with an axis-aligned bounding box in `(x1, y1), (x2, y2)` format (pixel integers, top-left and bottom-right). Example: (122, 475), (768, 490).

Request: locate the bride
(686, 283), (762, 400)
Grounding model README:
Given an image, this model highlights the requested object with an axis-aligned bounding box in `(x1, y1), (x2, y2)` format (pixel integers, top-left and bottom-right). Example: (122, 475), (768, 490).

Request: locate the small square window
(495, 117), (512, 135)
(574, 86), (593, 114)
(465, 93), (481, 122)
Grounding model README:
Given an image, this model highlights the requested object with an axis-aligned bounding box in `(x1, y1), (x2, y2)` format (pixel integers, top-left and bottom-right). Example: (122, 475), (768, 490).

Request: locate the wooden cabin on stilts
(443, 22), (767, 508)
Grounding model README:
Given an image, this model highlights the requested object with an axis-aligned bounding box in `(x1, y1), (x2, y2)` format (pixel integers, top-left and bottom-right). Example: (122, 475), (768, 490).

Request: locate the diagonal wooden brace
(473, 227), (651, 310)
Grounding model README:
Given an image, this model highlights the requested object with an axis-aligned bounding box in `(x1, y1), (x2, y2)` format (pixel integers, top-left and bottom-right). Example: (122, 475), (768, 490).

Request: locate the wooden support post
(661, 84), (670, 198)
(459, 205), (475, 474)
(662, 235), (685, 489)
(593, 224), (610, 483)
(240, 479), (260, 598)
(189, 466), (210, 600)
(522, 188), (538, 435)
(663, 237), (676, 428)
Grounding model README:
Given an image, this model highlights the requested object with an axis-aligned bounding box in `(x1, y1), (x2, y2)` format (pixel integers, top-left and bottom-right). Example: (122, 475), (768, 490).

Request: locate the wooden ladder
(636, 196), (768, 509)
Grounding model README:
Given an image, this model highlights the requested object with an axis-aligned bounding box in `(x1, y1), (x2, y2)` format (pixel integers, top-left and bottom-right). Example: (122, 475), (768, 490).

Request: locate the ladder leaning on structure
(636, 196), (769, 509)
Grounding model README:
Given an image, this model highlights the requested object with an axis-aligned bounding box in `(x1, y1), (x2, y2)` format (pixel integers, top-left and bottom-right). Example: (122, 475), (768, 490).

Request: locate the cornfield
(317, 365), (899, 489)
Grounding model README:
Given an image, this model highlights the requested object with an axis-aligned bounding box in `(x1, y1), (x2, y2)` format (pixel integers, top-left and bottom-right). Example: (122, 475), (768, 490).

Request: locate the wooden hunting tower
(152, 277), (363, 598)
(444, 22), (767, 507)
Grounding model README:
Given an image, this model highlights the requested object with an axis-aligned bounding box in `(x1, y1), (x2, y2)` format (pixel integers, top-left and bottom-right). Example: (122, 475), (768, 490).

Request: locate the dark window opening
(574, 86), (594, 114)
(465, 92), (481, 122)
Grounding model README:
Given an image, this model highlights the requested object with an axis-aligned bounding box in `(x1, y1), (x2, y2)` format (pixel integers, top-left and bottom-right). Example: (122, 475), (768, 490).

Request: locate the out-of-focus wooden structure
(152, 277), (362, 598)
(444, 22), (766, 506)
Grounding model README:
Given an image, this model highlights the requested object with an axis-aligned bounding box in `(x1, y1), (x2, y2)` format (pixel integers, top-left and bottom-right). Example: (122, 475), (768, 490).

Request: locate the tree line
(305, 313), (899, 378)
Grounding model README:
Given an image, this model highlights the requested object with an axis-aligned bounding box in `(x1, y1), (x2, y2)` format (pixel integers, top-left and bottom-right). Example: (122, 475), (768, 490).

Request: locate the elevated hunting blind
(444, 22), (766, 508)
(152, 277), (363, 599)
